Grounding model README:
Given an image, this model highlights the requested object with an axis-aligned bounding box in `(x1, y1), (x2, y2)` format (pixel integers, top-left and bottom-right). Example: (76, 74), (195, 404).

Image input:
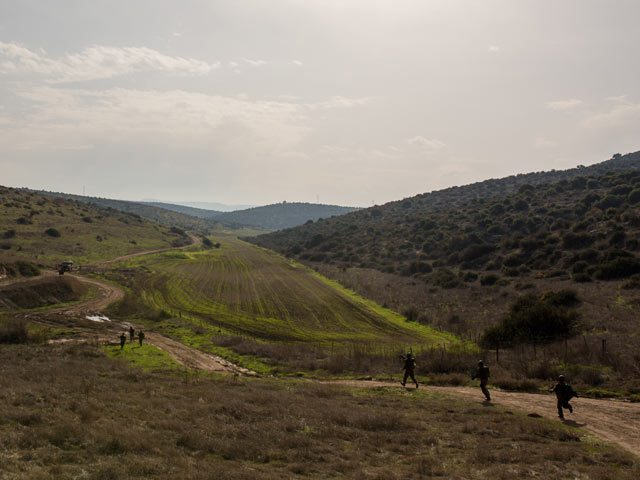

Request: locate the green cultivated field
(110, 236), (457, 347)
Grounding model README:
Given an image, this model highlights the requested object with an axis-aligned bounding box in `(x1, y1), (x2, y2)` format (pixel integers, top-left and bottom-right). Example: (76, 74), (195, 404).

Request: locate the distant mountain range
(141, 202), (222, 219)
(142, 199), (253, 212)
(32, 192), (360, 232)
(212, 202), (361, 231)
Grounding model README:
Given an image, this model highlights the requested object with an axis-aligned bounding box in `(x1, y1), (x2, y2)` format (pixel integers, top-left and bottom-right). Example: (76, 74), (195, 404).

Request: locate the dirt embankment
(0, 275), (88, 310)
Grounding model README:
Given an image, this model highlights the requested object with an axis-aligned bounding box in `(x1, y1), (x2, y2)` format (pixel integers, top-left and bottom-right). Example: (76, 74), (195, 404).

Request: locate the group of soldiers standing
(119, 326), (145, 349)
(400, 352), (578, 420)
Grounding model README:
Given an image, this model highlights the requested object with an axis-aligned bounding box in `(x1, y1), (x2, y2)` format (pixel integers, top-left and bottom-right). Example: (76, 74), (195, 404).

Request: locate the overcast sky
(1, 1), (639, 207)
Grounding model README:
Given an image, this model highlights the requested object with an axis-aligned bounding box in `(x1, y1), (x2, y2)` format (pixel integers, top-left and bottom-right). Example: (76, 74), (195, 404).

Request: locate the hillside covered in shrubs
(250, 152), (640, 287)
(33, 190), (220, 233)
(0, 186), (190, 268)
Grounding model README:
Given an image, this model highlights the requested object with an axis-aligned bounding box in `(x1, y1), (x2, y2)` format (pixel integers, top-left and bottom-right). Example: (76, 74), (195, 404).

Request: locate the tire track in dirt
(89, 233), (202, 267)
(142, 331), (256, 376)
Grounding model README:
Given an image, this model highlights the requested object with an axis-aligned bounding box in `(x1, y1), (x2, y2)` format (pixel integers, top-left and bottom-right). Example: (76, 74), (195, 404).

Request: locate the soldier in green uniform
(129, 326), (135, 343)
(550, 375), (578, 419)
(138, 330), (145, 347)
(472, 360), (491, 401)
(400, 351), (419, 388)
(119, 332), (126, 350)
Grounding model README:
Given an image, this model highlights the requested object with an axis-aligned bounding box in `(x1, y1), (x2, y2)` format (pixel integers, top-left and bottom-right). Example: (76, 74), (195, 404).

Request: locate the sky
(1, 0), (639, 208)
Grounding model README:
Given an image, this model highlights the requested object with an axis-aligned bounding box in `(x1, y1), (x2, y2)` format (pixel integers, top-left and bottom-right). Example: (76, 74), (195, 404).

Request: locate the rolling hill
(0, 185), (189, 269)
(33, 190), (220, 233)
(141, 201), (222, 219)
(212, 202), (361, 230)
(249, 151), (640, 281)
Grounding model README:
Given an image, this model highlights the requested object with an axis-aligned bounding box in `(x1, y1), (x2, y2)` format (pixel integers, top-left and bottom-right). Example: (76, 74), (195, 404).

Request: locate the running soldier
(550, 375), (578, 419)
(400, 351), (419, 388)
(138, 330), (145, 347)
(119, 332), (126, 350)
(472, 360), (491, 401)
(129, 326), (135, 343)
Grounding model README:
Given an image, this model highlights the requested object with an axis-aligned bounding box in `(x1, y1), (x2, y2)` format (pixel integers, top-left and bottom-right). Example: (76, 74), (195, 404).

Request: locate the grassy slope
(0, 185), (187, 266)
(0, 342), (637, 479)
(107, 235), (454, 347)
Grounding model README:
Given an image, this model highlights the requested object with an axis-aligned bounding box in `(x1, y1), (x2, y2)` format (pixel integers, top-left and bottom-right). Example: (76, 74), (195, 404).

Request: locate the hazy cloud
(0, 42), (218, 82)
(243, 59), (268, 67)
(534, 137), (556, 149)
(308, 96), (371, 110)
(545, 99), (584, 110)
(0, 85), (372, 160)
(487, 45), (500, 53)
(407, 136), (446, 150)
(582, 101), (640, 131)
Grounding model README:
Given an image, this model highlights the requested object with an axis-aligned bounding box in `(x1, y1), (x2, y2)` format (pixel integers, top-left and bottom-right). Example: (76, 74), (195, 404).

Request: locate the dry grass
(0, 342), (638, 479)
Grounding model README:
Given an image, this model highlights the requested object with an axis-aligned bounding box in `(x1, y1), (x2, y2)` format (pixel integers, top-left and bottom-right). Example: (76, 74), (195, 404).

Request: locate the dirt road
(89, 233), (202, 267)
(142, 331), (256, 376)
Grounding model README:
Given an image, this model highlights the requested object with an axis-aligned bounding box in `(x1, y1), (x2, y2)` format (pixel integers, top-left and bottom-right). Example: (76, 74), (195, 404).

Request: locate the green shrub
(432, 268), (459, 289)
(462, 271), (478, 282)
(562, 232), (593, 249)
(202, 237), (214, 248)
(480, 290), (580, 349)
(628, 189), (640, 204)
(622, 274), (640, 289)
(460, 244), (495, 262)
(17, 261), (40, 277)
(480, 274), (500, 286)
(595, 256), (640, 280)
(0, 320), (29, 344)
(45, 228), (61, 237)
(571, 261), (589, 274)
(596, 195), (624, 210)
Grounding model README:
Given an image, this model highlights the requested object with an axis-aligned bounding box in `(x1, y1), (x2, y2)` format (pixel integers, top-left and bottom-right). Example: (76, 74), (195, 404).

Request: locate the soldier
(472, 360), (491, 401)
(550, 375), (578, 419)
(400, 351), (419, 388)
(129, 326), (135, 343)
(138, 330), (145, 347)
(119, 332), (126, 350)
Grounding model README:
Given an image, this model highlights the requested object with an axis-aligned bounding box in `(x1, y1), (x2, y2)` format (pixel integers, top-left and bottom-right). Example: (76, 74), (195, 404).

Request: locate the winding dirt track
(23, 235), (640, 458)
